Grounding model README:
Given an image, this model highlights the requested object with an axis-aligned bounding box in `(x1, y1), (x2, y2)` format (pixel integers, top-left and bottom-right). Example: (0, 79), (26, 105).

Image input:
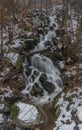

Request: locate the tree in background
(0, 0), (5, 59)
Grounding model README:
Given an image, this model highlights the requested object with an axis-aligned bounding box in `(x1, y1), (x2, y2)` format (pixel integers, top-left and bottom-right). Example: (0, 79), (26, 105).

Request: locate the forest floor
(0, 1), (82, 130)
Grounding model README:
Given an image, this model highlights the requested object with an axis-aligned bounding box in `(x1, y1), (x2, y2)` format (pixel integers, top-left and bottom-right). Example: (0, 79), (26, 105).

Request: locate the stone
(45, 41), (51, 47)
(31, 75), (36, 82)
(24, 39), (36, 50)
(24, 35), (39, 50)
(33, 70), (39, 77)
(56, 79), (63, 88)
(39, 73), (47, 83)
(31, 83), (43, 97)
(37, 28), (44, 35)
(74, 125), (79, 130)
(32, 16), (41, 27)
(41, 80), (55, 93)
(11, 102), (44, 128)
(25, 67), (32, 76)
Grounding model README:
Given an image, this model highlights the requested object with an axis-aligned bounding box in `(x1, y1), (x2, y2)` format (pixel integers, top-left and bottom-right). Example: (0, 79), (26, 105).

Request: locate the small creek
(20, 5), (64, 129)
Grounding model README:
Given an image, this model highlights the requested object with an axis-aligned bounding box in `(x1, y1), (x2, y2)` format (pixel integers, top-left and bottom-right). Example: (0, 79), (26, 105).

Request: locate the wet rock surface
(39, 73), (47, 83)
(41, 80), (55, 93)
(31, 83), (43, 96)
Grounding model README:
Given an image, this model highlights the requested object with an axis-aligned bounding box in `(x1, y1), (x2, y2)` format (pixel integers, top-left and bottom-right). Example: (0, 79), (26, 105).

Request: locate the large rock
(24, 39), (36, 50)
(11, 102), (44, 128)
(41, 80), (55, 93)
(25, 67), (32, 76)
(56, 79), (63, 88)
(31, 83), (43, 97)
(24, 35), (39, 50)
(39, 73), (47, 83)
(32, 16), (41, 27)
(40, 74), (55, 93)
(33, 70), (39, 77)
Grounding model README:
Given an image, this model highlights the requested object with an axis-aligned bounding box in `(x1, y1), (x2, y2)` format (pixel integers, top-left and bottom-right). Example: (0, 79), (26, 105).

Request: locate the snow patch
(16, 102), (39, 123)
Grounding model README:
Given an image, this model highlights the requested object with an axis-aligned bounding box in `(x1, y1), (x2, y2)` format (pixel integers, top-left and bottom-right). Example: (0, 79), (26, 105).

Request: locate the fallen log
(20, 47), (50, 57)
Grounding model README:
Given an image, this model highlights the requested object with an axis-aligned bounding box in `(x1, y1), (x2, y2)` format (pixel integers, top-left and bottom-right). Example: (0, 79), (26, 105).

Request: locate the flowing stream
(22, 9), (63, 105)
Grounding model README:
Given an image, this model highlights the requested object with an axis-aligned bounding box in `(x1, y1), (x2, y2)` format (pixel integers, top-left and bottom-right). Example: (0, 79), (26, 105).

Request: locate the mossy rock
(31, 35), (39, 43)
(24, 39), (37, 50)
(41, 81), (55, 93)
(11, 104), (19, 120)
(51, 92), (62, 113)
(31, 83), (43, 97)
(24, 27), (30, 32)
(15, 56), (22, 70)
(39, 73), (47, 83)
(39, 13), (45, 21)
(25, 68), (32, 76)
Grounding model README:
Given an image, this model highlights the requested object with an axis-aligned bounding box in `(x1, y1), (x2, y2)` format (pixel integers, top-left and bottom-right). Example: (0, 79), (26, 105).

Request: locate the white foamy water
(22, 7), (63, 104)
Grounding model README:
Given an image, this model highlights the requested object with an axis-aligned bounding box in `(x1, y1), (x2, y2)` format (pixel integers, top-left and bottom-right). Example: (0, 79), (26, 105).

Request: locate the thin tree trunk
(0, 10), (4, 58)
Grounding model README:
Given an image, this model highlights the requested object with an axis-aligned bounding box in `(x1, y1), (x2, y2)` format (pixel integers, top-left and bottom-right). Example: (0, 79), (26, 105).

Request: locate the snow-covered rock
(32, 16), (41, 27)
(53, 86), (82, 130)
(11, 102), (44, 128)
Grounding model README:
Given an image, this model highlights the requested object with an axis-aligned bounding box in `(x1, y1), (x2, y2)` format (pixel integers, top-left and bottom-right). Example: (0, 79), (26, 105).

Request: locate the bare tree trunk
(0, 10), (4, 58)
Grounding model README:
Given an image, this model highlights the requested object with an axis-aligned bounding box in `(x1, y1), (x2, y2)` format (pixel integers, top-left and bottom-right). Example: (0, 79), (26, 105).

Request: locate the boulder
(25, 67), (32, 76)
(33, 70), (39, 77)
(40, 74), (55, 93)
(24, 35), (39, 50)
(41, 80), (55, 93)
(24, 39), (36, 50)
(56, 79), (63, 88)
(31, 83), (43, 97)
(32, 16), (41, 27)
(11, 102), (44, 128)
(39, 73), (47, 83)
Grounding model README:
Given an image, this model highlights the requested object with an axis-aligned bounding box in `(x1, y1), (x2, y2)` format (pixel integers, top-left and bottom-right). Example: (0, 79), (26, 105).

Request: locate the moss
(24, 27), (30, 32)
(15, 56), (22, 70)
(31, 35), (39, 43)
(24, 37), (38, 45)
(11, 104), (19, 120)
(39, 13), (44, 21)
(51, 92), (62, 113)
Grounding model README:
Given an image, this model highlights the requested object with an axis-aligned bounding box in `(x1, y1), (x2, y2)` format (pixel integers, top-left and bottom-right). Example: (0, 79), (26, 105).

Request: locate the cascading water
(22, 9), (63, 104)
(22, 53), (63, 104)
(31, 54), (59, 75)
(35, 30), (56, 51)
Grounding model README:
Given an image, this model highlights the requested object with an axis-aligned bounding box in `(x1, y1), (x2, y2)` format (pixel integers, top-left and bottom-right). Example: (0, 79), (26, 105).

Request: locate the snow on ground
(54, 86), (82, 130)
(77, 106), (82, 122)
(5, 53), (19, 65)
(0, 114), (4, 124)
(0, 86), (13, 101)
(16, 102), (39, 123)
(1, 68), (10, 77)
(0, 104), (4, 124)
(10, 39), (22, 48)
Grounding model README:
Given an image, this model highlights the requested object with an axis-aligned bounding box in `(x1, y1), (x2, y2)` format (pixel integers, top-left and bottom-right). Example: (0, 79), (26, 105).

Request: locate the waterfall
(31, 54), (59, 75)
(22, 9), (63, 104)
(31, 54), (63, 88)
(35, 29), (56, 50)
